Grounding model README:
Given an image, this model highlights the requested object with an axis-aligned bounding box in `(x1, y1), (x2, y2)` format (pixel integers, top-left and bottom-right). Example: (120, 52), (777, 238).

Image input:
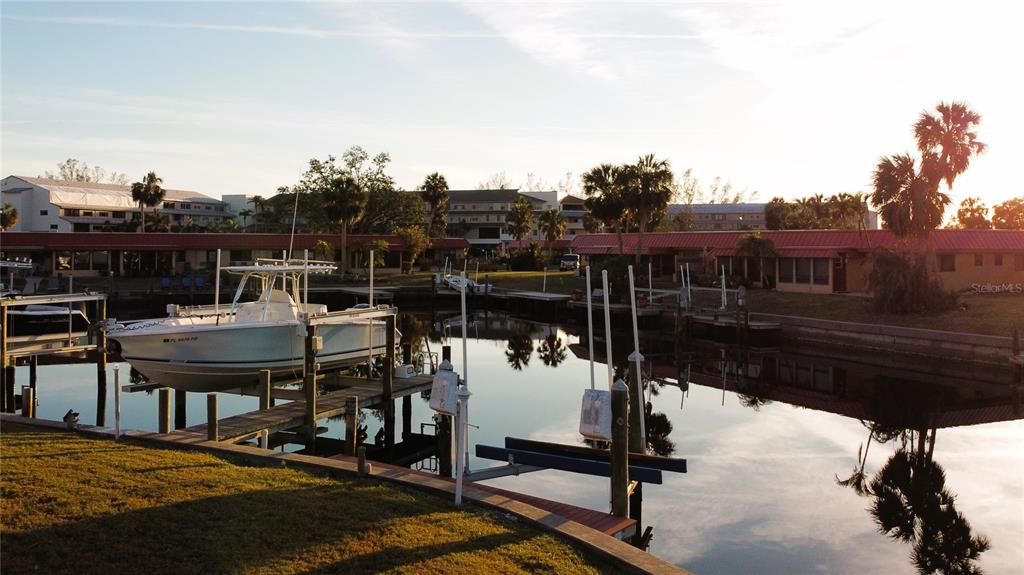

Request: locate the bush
(509, 243), (544, 271)
(868, 249), (957, 314)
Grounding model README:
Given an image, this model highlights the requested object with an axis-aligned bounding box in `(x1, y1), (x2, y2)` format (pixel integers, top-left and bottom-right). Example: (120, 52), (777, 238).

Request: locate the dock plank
(186, 374), (433, 441)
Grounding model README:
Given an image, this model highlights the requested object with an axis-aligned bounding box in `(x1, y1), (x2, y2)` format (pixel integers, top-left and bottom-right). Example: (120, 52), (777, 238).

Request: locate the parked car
(559, 253), (580, 271)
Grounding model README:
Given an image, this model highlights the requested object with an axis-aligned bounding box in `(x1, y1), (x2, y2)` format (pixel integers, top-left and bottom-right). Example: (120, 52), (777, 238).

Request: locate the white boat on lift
(103, 259), (394, 392)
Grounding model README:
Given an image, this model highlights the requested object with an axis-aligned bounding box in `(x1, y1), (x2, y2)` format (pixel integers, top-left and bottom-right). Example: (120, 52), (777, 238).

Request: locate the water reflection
(505, 331), (534, 370)
(538, 331), (568, 367)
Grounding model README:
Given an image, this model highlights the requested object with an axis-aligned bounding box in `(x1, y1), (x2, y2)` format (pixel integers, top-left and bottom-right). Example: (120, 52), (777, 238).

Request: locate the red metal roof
(571, 229), (1024, 255)
(504, 239), (573, 249)
(0, 232), (469, 252)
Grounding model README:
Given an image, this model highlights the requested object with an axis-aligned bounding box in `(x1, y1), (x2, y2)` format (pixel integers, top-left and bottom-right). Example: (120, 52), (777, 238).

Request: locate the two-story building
(1, 176), (234, 232)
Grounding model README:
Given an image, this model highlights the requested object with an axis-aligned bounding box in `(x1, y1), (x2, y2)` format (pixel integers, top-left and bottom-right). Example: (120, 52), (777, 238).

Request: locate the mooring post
(627, 359), (645, 454)
(384, 315), (396, 456)
(259, 369), (272, 411)
(157, 388), (170, 433)
(96, 298), (108, 426)
(2, 365), (13, 414)
(171, 389), (186, 430)
(304, 323), (318, 454)
(0, 303), (8, 413)
(357, 445), (368, 477)
(29, 355), (38, 393)
(344, 396), (359, 456)
(207, 393), (218, 441)
(611, 378), (629, 518)
(402, 396), (412, 441)
(21, 386), (34, 418)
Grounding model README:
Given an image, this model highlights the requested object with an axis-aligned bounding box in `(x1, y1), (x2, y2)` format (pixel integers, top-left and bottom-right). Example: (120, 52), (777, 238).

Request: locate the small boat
(104, 259), (395, 392)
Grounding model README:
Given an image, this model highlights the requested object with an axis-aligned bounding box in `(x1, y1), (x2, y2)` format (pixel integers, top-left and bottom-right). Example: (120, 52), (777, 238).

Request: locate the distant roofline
(6, 175), (223, 203)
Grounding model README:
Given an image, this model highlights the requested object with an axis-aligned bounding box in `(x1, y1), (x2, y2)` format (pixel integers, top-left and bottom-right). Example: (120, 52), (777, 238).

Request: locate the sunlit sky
(2, 1), (1022, 211)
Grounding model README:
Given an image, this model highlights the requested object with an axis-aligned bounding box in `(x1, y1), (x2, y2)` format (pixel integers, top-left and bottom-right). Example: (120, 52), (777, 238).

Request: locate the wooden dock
(186, 374), (433, 441)
(326, 454), (637, 539)
(492, 290), (572, 303)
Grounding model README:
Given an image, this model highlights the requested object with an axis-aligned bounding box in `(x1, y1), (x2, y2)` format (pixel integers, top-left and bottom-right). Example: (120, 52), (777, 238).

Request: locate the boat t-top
(104, 258), (395, 392)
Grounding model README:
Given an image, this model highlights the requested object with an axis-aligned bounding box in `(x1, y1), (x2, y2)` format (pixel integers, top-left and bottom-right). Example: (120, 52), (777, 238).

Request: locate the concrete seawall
(752, 313), (1013, 365)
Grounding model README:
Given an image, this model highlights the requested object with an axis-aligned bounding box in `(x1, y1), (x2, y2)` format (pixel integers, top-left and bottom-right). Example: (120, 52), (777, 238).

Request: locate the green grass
(0, 423), (611, 575)
(743, 290), (1021, 337)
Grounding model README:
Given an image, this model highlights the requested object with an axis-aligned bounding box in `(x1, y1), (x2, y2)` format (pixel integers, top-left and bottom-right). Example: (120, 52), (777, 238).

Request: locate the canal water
(16, 310), (1023, 574)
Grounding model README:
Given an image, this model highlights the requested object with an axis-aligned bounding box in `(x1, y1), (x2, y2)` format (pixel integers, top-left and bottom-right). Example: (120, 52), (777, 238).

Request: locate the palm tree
(239, 209), (254, 231)
(504, 197), (534, 244)
(623, 154), (674, 266)
(537, 207), (567, 262)
(914, 102), (987, 191)
(325, 174), (366, 276)
(251, 196), (265, 232)
(870, 154), (948, 238)
(0, 203), (19, 230)
(582, 164), (627, 254)
(419, 172), (449, 238)
(736, 231), (776, 288)
(130, 171), (164, 233)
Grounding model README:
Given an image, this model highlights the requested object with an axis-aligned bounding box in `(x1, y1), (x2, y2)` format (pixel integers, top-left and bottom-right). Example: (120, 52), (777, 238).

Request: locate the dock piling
(21, 386), (34, 418)
(96, 300), (108, 426)
(207, 393), (219, 441)
(611, 379), (629, 518)
(174, 389), (187, 430)
(358, 445), (368, 477)
(383, 315), (396, 456)
(304, 324), (318, 453)
(344, 396), (359, 456)
(157, 388), (170, 433)
(259, 369), (272, 411)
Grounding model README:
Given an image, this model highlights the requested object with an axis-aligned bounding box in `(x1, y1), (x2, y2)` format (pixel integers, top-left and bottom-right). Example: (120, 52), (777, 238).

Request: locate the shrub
(868, 249), (957, 314)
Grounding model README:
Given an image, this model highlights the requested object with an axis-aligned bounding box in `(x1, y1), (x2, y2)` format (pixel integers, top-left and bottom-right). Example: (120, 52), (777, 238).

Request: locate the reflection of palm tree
(737, 394), (773, 412)
(645, 411), (675, 456)
(504, 332), (534, 370)
(537, 332), (567, 367)
(868, 448), (990, 574)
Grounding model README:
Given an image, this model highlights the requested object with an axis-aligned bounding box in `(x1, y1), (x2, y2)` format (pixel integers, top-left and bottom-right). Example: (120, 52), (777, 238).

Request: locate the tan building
(571, 229), (1024, 294)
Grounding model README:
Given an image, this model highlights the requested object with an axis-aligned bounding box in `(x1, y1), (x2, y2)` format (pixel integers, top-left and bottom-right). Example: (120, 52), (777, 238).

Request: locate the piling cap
(611, 379), (629, 392)
(627, 351), (645, 362)
(438, 359), (453, 372)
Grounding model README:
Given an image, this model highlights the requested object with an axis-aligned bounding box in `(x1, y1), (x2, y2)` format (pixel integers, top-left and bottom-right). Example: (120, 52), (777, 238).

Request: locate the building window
(113, 211), (125, 219)
(938, 254), (955, 272)
(779, 258), (794, 283)
(1015, 254), (1024, 271)
(163, 202), (176, 209)
(50, 224), (59, 230)
(712, 214), (726, 221)
(795, 259), (811, 283)
(39, 209), (48, 216)
(975, 254), (983, 266)
(995, 254), (1003, 266)
(56, 251), (72, 270)
(74, 251), (91, 270)
(92, 251), (109, 273)
(813, 258), (829, 285)
(82, 211), (93, 216)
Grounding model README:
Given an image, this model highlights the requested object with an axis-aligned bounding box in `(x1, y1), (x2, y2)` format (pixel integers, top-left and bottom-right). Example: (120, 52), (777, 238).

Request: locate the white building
(1, 176), (234, 232)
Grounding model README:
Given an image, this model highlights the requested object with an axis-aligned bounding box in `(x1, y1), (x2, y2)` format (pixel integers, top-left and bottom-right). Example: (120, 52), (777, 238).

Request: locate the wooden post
(344, 396), (359, 456)
(383, 315), (396, 456)
(29, 355), (37, 393)
(2, 365), (13, 414)
(174, 389), (187, 430)
(402, 342), (412, 366)
(96, 298), (108, 426)
(611, 379), (629, 518)
(304, 323), (318, 454)
(259, 369), (272, 411)
(357, 445), (368, 477)
(157, 388), (171, 433)
(627, 361), (644, 454)
(437, 414), (453, 478)
(1, 303), (8, 414)
(206, 393), (218, 441)
(21, 386), (34, 418)
(402, 396), (412, 441)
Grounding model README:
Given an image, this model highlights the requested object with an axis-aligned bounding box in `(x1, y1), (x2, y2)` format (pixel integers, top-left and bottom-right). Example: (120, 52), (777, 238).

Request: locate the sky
(2, 1), (1023, 212)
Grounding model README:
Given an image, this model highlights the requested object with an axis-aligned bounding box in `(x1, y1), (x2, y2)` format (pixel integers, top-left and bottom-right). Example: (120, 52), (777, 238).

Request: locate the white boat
(104, 259), (395, 392)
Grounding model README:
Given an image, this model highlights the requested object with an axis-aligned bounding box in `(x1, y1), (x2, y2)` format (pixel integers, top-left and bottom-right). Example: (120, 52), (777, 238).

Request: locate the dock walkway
(185, 374), (433, 441)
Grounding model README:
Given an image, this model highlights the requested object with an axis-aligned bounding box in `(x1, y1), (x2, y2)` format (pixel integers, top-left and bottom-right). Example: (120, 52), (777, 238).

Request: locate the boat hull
(108, 320), (390, 392)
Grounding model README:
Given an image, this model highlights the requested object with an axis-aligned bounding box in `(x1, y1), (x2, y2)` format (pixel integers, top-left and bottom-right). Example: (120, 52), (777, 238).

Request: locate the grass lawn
(0, 423), (611, 575)
(743, 290), (1021, 337)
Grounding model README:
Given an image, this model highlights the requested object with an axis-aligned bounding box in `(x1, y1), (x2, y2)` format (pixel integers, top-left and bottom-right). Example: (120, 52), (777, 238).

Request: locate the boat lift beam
(475, 445), (664, 484)
(465, 464), (546, 482)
